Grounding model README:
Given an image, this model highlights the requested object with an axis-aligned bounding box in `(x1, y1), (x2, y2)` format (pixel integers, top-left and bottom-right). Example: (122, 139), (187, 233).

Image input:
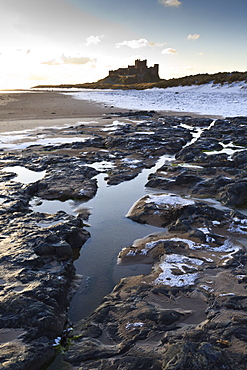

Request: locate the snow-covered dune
(66, 82), (247, 117)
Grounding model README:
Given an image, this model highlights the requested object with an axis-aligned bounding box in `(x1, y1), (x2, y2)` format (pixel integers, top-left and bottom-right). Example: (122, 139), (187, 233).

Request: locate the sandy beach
(0, 91), (123, 133)
(0, 90), (221, 134)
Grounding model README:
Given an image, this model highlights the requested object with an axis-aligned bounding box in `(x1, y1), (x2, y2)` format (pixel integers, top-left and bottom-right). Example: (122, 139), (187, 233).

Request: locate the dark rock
(162, 342), (233, 370)
(218, 180), (247, 207)
(0, 336), (55, 370)
(145, 176), (175, 190)
(233, 327), (247, 342)
(168, 220), (191, 232)
(34, 243), (55, 256)
(174, 173), (203, 186)
(69, 354), (162, 370)
(189, 229), (207, 242)
(183, 117), (214, 127)
(65, 227), (90, 249)
(191, 175), (234, 197)
(36, 177), (98, 201)
(106, 168), (141, 185)
(54, 241), (73, 259)
(175, 146), (203, 162)
(63, 338), (120, 364)
(204, 153), (234, 168)
(126, 193), (194, 228)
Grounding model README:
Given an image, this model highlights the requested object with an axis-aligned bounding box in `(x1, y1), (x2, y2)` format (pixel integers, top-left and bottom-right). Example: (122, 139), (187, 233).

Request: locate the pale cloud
(187, 34), (200, 41)
(42, 55), (92, 65)
(161, 48), (177, 55)
(85, 35), (104, 46)
(159, 0), (182, 7)
(116, 38), (165, 49)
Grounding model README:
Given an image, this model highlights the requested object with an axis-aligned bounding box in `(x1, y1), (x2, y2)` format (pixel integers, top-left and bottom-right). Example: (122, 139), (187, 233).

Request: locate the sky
(0, 0), (247, 89)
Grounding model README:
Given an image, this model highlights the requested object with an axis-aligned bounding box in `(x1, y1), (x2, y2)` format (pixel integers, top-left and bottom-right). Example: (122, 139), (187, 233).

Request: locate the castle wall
(149, 64), (159, 77)
(135, 59), (147, 69)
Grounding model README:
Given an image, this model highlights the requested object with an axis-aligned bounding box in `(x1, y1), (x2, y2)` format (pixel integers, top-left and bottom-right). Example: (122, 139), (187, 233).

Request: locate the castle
(100, 59), (160, 85)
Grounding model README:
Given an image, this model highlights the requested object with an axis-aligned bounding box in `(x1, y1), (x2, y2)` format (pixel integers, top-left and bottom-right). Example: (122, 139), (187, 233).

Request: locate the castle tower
(151, 64), (159, 77)
(135, 59), (147, 70)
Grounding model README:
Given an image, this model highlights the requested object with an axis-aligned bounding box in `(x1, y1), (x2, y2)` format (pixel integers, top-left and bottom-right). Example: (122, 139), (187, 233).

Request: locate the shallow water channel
(68, 160), (169, 322)
(30, 156), (173, 321)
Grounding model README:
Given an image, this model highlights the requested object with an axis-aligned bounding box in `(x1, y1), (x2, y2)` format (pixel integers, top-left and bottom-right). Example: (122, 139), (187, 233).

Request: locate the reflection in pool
(67, 157), (173, 322)
(2, 166), (46, 184)
(30, 155), (173, 321)
(30, 197), (76, 215)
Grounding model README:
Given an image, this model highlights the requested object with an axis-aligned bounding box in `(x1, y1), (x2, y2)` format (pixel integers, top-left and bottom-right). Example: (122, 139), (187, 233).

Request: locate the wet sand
(0, 91), (123, 133)
(0, 90), (220, 134)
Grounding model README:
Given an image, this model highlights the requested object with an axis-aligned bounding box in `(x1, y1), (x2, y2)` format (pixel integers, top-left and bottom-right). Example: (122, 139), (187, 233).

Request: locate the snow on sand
(66, 82), (247, 117)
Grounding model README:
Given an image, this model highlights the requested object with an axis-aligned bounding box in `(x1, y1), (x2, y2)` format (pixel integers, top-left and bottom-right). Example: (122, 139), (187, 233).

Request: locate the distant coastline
(33, 70), (247, 90)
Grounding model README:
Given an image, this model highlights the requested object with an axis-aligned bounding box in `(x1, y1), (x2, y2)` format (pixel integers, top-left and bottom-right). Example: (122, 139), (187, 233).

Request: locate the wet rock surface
(0, 111), (246, 369)
(146, 119), (247, 209)
(65, 203), (247, 369)
(0, 188), (90, 368)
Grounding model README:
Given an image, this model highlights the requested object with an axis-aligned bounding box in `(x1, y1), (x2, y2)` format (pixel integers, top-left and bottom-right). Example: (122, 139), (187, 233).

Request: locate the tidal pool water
(2, 166), (46, 184)
(68, 170), (165, 321)
(30, 155), (173, 321)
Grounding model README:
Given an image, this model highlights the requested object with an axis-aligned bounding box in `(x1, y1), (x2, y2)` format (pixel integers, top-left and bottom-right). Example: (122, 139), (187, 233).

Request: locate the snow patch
(228, 217), (247, 234)
(145, 193), (195, 207)
(126, 250), (137, 256)
(200, 284), (214, 293)
(154, 253), (203, 287)
(126, 322), (144, 330)
(53, 336), (61, 346)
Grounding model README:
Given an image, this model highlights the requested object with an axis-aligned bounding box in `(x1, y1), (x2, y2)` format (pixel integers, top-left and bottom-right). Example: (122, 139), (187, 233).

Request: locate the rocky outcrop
(0, 112), (246, 369)
(126, 193), (195, 228)
(0, 208), (89, 368)
(59, 114), (247, 369)
(63, 197), (247, 369)
(145, 117), (247, 209)
(0, 160), (93, 368)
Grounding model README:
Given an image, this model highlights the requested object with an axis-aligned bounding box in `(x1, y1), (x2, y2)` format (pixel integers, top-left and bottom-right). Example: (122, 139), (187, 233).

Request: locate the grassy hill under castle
(34, 70), (247, 90)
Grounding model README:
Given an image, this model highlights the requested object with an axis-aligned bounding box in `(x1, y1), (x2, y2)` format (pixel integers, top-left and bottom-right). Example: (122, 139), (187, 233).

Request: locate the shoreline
(0, 91), (221, 134)
(0, 91), (120, 133)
